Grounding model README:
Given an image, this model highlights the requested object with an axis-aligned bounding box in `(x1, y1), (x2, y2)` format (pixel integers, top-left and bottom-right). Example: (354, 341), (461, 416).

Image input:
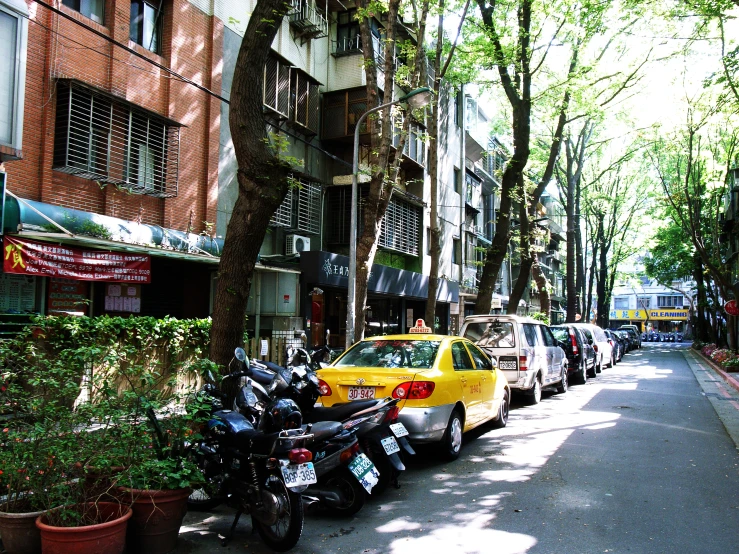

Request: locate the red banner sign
(3, 236), (151, 283)
(725, 300), (739, 316)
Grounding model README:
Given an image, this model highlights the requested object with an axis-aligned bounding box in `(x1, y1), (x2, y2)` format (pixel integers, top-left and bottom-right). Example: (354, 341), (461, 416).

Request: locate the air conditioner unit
(286, 234), (311, 256)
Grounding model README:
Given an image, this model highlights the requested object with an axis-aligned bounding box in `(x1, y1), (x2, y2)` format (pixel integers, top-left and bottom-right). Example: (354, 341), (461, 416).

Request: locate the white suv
(460, 314), (568, 404)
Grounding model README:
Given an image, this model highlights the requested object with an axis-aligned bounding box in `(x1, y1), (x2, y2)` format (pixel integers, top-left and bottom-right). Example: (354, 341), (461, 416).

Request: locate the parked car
(550, 324), (597, 383)
(604, 329), (622, 363)
(621, 328), (641, 349)
(618, 325), (642, 348)
(570, 323), (614, 372)
(316, 326), (510, 461)
(460, 314), (568, 405)
(614, 330), (632, 354)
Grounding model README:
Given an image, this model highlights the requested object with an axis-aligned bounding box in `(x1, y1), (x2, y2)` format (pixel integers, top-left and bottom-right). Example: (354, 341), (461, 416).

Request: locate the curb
(692, 349), (739, 395)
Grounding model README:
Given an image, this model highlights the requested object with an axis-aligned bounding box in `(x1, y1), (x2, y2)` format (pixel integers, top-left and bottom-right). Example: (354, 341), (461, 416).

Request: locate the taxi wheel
(491, 390), (509, 429)
(440, 409), (464, 461)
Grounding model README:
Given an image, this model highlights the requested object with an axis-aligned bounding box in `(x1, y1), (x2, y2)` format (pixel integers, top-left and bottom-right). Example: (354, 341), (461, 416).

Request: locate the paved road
(176, 343), (739, 554)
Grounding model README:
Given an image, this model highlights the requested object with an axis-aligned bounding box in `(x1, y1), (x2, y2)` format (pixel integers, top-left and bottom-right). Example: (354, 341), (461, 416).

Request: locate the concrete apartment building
(0, 0), (547, 350)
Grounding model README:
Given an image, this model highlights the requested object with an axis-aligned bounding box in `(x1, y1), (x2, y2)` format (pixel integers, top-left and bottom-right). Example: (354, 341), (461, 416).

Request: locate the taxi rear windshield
(463, 321), (515, 348)
(335, 340), (441, 369)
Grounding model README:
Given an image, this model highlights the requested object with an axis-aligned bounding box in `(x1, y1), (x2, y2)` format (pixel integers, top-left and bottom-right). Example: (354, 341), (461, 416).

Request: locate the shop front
(300, 251), (459, 348)
(609, 308), (690, 333)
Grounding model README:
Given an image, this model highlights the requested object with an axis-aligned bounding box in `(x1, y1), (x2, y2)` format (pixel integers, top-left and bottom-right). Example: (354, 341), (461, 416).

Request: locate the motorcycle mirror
(234, 347), (246, 362)
(300, 331), (307, 344)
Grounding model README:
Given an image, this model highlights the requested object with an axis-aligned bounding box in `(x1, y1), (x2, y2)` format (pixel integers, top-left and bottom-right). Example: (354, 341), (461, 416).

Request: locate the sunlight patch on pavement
(377, 517), (423, 532)
(389, 526), (537, 554)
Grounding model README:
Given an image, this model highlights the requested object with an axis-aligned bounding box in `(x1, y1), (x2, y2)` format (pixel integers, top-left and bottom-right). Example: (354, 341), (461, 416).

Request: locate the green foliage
(0, 316), (214, 521)
(530, 311), (550, 325)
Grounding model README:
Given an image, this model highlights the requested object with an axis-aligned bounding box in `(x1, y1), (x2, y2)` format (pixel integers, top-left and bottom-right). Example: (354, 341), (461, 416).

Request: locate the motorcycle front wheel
(253, 473), (304, 552)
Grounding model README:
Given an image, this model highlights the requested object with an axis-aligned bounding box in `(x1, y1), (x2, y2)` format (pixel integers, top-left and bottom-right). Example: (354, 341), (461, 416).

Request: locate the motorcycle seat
(249, 365), (276, 385)
(304, 399), (380, 423)
(302, 421), (343, 443)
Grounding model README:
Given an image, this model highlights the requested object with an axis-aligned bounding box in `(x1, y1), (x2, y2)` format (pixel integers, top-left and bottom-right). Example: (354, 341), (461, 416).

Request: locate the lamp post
(346, 87), (431, 348)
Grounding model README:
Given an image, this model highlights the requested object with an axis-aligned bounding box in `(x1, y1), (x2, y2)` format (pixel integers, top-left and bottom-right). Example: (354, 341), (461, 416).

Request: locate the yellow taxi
(316, 320), (511, 460)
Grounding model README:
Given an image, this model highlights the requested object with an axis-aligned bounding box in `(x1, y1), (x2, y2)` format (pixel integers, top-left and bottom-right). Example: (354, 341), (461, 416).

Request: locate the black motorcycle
(186, 348), (316, 551)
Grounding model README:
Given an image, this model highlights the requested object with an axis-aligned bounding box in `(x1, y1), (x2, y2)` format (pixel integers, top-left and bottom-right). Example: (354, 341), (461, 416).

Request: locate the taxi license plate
(348, 453), (380, 493)
(389, 422), (408, 437)
(281, 462), (317, 488)
(347, 386), (375, 401)
(381, 436), (400, 455)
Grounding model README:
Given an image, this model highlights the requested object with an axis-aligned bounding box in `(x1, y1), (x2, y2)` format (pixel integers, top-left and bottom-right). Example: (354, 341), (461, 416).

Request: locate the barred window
(264, 55), (291, 117)
(657, 295), (683, 308)
(290, 70), (320, 133)
(269, 177), (322, 235)
(53, 81), (179, 197)
(378, 196), (420, 256)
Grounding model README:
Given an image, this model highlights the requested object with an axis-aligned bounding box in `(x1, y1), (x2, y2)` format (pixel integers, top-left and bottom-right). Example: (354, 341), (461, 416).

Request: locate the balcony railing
(288, 2), (329, 40)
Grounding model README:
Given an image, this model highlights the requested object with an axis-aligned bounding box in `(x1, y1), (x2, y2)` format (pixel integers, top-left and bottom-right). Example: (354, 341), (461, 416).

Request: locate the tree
(209, 0), (295, 370)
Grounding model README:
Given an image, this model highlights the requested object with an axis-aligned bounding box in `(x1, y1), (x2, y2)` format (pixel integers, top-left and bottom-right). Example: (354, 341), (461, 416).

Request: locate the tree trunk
(596, 217), (608, 328)
(693, 253), (710, 342)
(532, 258), (551, 318)
(209, 0), (292, 372)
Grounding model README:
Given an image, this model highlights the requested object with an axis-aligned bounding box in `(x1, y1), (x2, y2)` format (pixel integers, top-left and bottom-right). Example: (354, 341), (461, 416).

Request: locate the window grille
(269, 177), (322, 234)
(264, 56), (290, 117)
(378, 196), (420, 255)
(637, 296), (651, 309)
(657, 295), (683, 308)
(53, 81), (179, 197)
(290, 70), (320, 133)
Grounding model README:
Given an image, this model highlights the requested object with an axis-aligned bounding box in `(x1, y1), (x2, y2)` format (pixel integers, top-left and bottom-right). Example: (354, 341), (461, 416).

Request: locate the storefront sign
(48, 278), (89, 315)
(724, 300), (739, 316)
(3, 236), (151, 283)
(609, 308), (688, 321)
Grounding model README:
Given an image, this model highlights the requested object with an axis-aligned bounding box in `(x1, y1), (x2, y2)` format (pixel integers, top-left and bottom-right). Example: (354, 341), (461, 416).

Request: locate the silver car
(460, 314), (568, 404)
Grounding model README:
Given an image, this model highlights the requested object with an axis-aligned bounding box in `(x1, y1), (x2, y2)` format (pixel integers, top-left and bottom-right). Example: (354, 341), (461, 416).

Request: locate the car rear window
(551, 327), (568, 342)
(334, 340), (441, 369)
(463, 321), (515, 348)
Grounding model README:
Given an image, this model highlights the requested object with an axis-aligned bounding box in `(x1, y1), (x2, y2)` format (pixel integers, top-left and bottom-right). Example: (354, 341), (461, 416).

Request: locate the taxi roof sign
(409, 319), (432, 333)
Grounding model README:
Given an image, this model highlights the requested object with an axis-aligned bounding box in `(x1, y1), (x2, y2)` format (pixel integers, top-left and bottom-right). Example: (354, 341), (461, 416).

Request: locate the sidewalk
(684, 349), (739, 449)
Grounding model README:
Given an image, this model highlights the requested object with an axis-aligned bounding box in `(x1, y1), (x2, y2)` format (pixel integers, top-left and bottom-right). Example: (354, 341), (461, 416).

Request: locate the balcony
(288, 1), (328, 41)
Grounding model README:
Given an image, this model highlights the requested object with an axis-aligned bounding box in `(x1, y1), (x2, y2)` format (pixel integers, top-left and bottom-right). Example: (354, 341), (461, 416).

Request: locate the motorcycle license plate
(347, 386), (375, 401)
(348, 453), (380, 493)
(281, 462), (317, 488)
(381, 436), (400, 455)
(389, 422), (408, 437)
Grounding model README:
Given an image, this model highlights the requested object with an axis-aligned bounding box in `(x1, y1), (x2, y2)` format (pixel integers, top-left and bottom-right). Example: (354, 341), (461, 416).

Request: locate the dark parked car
(551, 324), (597, 383)
(621, 328), (641, 348)
(613, 330), (631, 355)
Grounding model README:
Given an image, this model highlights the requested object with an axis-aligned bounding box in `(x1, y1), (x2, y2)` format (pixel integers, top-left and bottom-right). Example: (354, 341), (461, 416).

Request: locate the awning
(2, 193), (224, 263)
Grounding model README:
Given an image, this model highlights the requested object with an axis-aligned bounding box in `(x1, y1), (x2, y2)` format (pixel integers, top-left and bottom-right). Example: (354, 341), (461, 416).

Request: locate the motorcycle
(275, 339), (415, 493)
(186, 348), (316, 552)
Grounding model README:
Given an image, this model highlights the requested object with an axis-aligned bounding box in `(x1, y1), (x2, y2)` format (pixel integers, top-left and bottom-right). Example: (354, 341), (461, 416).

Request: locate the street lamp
(346, 87), (432, 348)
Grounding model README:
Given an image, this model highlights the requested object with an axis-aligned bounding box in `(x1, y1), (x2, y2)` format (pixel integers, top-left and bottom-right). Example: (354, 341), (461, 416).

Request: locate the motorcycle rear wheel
(323, 468), (366, 517)
(363, 440), (395, 495)
(253, 474), (304, 552)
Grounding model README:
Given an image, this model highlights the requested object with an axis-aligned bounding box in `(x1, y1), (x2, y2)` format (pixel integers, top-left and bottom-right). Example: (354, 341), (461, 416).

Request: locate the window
(62, 0), (104, 24)
(451, 342), (474, 371)
(426, 227), (431, 255)
(657, 295), (683, 308)
(270, 177), (322, 234)
(467, 343), (492, 370)
(264, 55), (291, 117)
(130, 0), (162, 54)
(378, 196), (420, 256)
(614, 297), (629, 310)
(0, 0), (27, 157)
(53, 81), (179, 197)
(540, 326), (556, 347)
(454, 168), (461, 194)
(290, 70), (319, 133)
(522, 324), (539, 346)
(452, 238), (461, 265)
(637, 296), (651, 309)
(336, 9), (361, 53)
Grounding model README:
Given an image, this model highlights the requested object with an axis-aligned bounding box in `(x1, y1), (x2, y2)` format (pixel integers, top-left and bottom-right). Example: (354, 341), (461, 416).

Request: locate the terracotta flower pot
(35, 502), (132, 554)
(117, 488), (190, 554)
(0, 508), (45, 554)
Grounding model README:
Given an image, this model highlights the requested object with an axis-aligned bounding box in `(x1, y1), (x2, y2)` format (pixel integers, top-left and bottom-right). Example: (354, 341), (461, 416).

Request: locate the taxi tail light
(383, 405), (400, 423)
(392, 381), (435, 400)
(569, 330), (579, 355)
(519, 355), (528, 371)
(318, 379), (332, 396)
(288, 448), (312, 464)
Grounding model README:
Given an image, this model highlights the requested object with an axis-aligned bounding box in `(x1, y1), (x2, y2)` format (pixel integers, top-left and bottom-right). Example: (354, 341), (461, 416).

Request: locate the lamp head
(400, 87), (432, 110)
